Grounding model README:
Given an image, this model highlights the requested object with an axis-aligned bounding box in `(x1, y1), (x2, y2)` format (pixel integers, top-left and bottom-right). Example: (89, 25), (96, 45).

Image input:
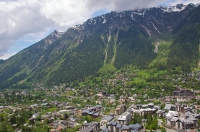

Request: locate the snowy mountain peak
(160, 4), (186, 12)
(55, 29), (64, 33)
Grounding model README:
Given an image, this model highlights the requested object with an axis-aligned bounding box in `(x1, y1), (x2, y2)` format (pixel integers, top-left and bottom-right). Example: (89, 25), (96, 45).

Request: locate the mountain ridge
(0, 3), (199, 89)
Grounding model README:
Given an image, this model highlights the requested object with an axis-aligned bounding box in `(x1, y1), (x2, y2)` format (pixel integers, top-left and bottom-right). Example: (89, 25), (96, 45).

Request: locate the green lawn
(137, 70), (150, 78)
(99, 63), (116, 72)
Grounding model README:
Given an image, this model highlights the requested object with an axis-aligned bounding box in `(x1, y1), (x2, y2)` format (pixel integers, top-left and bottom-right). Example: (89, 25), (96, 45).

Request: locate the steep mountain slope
(0, 30), (66, 88)
(0, 4), (198, 88)
(168, 5), (200, 71)
(0, 60), (4, 64)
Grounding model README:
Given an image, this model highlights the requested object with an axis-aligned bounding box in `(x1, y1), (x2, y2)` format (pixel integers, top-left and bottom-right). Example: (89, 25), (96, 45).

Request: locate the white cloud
(164, 0), (199, 5)
(0, 0), (199, 59)
(85, 0), (166, 12)
(0, 52), (17, 60)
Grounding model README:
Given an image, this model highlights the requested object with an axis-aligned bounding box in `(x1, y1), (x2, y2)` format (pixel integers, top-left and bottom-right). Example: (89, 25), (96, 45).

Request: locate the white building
(118, 112), (132, 125)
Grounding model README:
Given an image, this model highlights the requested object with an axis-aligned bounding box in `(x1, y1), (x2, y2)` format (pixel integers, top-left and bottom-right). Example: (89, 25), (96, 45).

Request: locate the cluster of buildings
(1, 80), (200, 132)
(165, 104), (200, 130)
(106, 122), (142, 132)
(82, 105), (102, 118)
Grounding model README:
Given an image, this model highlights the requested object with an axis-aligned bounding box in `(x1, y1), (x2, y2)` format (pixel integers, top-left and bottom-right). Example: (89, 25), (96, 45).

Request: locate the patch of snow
(94, 20), (96, 25)
(136, 9), (142, 12)
(108, 35), (111, 43)
(131, 14), (134, 20)
(161, 5), (186, 12)
(151, 22), (161, 34)
(143, 10), (146, 17)
(55, 29), (63, 33)
(72, 24), (84, 30)
(154, 42), (160, 53)
(140, 24), (151, 39)
(101, 15), (107, 24)
(119, 12), (125, 18)
(135, 12), (143, 15)
(101, 15), (105, 18)
(73, 25), (80, 29)
(153, 18), (160, 25)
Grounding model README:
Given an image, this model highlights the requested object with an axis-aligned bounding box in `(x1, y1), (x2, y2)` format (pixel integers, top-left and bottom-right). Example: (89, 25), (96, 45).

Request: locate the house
(119, 125), (129, 132)
(175, 103), (181, 112)
(148, 103), (154, 109)
(108, 122), (142, 132)
(101, 115), (114, 126)
(0, 106), (4, 109)
(156, 110), (165, 117)
(136, 104), (143, 109)
(180, 104), (188, 112)
(82, 105), (102, 118)
(184, 107), (193, 113)
(67, 121), (79, 128)
(30, 104), (38, 109)
(108, 121), (117, 132)
(154, 105), (160, 110)
(164, 103), (176, 111)
(57, 124), (67, 131)
(81, 122), (100, 132)
(180, 118), (195, 129)
(130, 107), (156, 117)
(101, 128), (109, 132)
(118, 112), (132, 125)
(172, 88), (194, 97)
(165, 111), (181, 129)
(32, 113), (40, 119)
(116, 123), (122, 132)
(77, 109), (82, 117)
(41, 103), (49, 106)
(115, 104), (126, 115)
(165, 109), (199, 130)
(177, 130), (187, 132)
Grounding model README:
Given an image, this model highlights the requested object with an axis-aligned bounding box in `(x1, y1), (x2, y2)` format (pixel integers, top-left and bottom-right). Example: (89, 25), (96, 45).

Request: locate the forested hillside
(168, 5), (200, 71)
(0, 4), (199, 89)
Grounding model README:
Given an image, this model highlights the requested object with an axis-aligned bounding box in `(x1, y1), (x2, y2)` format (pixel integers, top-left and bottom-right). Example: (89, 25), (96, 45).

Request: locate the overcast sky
(0, 0), (199, 60)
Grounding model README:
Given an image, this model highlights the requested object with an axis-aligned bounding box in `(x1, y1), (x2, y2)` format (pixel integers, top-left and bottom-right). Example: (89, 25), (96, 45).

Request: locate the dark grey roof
(154, 105), (160, 109)
(177, 130), (187, 132)
(93, 112), (99, 116)
(129, 124), (135, 129)
(133, 124), (142, 130)
(88, 111), (94, 115)
(164, 104), (171, 110)
(120, 125), (129, 130)
(108, 121), (117, 126)
(116, 123), (122, 128)
(131, 130), (138, 132)
(82, 109), (90, 113)
(156, 110), (165, 114)
(136, 104), (143, 107)
(81, 127), (93, 132)
(101, 128), (109, 132)
(102, 116), (114, 122)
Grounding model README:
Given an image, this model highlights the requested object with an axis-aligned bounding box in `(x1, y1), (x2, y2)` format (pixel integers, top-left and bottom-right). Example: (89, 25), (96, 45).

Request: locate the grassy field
(149, 41), (172, 67)
(99, 63), (116, 72)
(137, 70), (150, 78)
